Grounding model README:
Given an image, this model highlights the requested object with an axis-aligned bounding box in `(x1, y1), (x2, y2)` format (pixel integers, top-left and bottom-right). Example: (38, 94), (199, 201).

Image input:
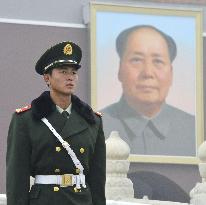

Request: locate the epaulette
(95, 111), (102, 117)
(15, 105), (31, 113)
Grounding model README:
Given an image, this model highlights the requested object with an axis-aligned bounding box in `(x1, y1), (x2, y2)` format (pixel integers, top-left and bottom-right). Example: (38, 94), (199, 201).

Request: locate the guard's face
(118, 28), (173, 111)
(44, 66), (78, 96)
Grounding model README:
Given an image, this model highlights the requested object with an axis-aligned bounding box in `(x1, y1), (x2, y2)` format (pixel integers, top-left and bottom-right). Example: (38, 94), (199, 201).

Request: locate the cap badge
(63, 43), (72, 55)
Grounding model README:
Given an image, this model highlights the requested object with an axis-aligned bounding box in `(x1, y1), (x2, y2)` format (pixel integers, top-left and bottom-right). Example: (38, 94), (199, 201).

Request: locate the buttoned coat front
(7, 92), (106, 205)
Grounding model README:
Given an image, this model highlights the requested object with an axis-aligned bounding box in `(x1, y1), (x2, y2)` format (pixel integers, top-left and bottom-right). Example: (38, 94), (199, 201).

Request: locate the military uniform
(6, 41), (106, 205)
(7, 91), (106, 205)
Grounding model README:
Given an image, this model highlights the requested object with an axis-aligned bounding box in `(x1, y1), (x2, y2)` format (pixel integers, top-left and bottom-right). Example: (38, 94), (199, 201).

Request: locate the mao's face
(118, 28), (173, 108)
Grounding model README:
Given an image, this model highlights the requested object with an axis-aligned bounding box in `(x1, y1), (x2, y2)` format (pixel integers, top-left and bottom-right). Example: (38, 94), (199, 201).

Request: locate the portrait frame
(90, 2), (204, 164)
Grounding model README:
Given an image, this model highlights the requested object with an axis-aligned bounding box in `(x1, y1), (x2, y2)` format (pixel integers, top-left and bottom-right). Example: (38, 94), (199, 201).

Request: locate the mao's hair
(116, 25), (177, 62)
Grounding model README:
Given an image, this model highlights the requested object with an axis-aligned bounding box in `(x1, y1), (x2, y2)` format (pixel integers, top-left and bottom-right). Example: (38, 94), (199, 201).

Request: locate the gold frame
(90, 2), (204, 164)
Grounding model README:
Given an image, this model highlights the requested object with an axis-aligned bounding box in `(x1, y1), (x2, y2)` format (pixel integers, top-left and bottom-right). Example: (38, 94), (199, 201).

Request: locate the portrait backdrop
(90, 3), (204, 164)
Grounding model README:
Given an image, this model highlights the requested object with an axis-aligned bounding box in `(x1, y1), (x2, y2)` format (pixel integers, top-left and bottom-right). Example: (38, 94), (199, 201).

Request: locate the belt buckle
(61, 174), (73, 187)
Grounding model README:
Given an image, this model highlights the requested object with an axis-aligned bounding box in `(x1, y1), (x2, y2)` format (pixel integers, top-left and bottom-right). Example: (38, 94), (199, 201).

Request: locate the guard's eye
(62, 70), (67, 74)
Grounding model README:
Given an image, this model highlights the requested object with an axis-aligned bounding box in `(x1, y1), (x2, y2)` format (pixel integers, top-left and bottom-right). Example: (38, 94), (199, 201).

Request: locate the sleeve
(87, 117), (106, 205)
(6, 113), (31, 205)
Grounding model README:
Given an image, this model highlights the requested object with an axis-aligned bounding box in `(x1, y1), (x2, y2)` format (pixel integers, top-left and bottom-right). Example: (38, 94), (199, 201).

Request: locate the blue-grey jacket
(101, 96), (195, 156)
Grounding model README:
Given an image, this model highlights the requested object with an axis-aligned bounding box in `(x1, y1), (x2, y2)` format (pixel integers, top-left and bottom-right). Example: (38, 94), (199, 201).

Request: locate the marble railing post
(190, 141), (206, 205)
(105, 131), (134, 200)
(0, 194), (6, 205)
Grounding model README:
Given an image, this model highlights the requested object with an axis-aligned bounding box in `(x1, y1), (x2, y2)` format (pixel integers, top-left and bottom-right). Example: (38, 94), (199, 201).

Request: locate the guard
(6, 41), (106, 205)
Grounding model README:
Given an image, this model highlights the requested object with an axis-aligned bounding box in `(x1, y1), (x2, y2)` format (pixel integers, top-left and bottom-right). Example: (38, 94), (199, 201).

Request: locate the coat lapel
(115, 97), (148, 139)
(121, 116), (148, 139)
(61, 109), (88, 139)
(46, 109), (67, 133)
(45, 109), (88, 140)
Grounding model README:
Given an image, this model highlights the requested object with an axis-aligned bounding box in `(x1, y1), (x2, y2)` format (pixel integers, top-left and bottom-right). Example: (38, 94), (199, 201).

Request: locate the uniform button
(54, 168), (60, 173)
(56, 147), (61, 152)
(80, 148), (85, 154)
(76, 168), (80, 174)
(53, 186), (59, 192)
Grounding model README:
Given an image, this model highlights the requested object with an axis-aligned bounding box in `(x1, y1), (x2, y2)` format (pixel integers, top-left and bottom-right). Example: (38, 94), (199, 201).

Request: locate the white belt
(34, 174), (80, 187)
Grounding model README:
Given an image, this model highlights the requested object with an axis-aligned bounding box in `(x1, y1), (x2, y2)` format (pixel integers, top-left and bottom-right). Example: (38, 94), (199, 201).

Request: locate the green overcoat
(6, 91), (106, 205)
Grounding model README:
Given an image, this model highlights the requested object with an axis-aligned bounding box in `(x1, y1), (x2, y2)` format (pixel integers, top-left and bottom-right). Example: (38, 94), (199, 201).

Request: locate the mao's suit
(101, 97), (195, 156)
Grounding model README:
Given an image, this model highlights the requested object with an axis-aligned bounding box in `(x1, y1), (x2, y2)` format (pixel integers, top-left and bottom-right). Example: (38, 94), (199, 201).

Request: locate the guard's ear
(43, 74), (49, 82)
(43, 74), (50, 87)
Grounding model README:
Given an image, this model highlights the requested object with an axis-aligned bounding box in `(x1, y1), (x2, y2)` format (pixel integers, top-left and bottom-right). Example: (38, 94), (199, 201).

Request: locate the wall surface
(1, 0), (206, 30)
(0, 0), (206, 203)
(0, 0), (88, 24)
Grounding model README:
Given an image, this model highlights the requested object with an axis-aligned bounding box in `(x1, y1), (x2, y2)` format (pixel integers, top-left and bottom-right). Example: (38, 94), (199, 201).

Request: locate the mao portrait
(101, 25), (196, 156)
(90, 6), (204, 160)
